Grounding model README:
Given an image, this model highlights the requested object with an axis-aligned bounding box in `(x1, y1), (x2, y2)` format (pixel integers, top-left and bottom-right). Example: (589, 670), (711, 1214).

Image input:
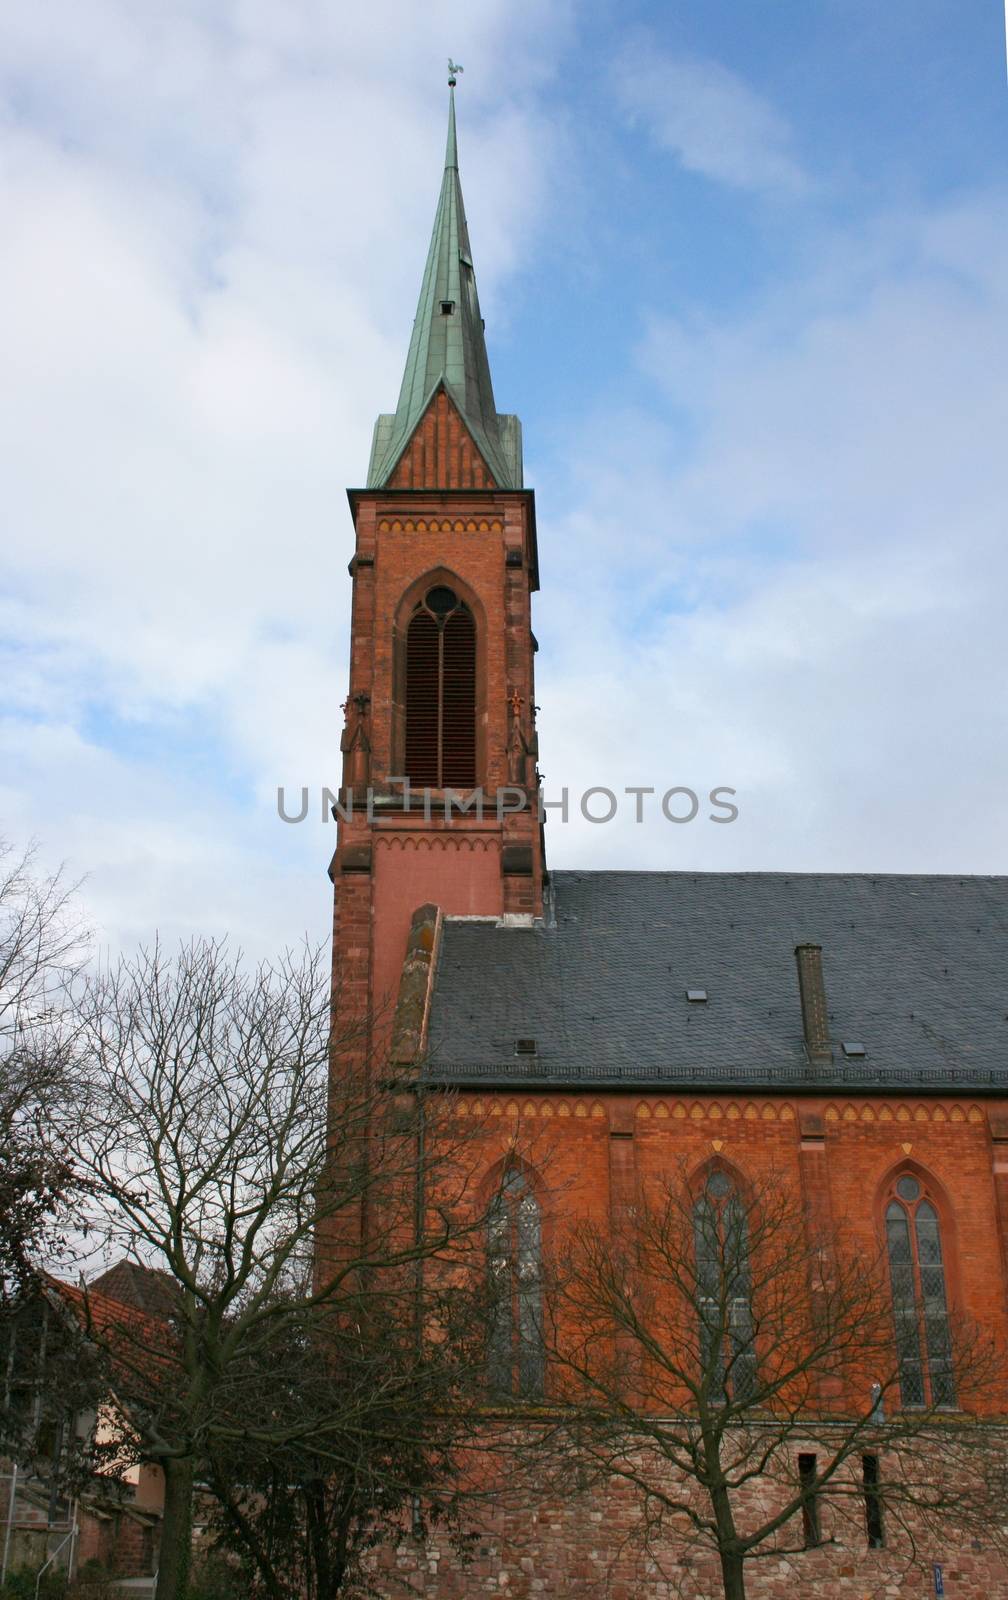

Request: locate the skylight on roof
(686, 988), (708, 1003)
(842, 1041), (867, 1058)
(515, 1038), (537, 1056)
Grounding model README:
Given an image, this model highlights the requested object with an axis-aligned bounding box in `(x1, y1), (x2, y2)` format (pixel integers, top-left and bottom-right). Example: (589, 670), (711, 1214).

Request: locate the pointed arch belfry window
(404, 585), (476, 787)
(487, 1169), (543, 1399)
(693, 1170), (757, 1404)
(885, 1173), (955, 1408)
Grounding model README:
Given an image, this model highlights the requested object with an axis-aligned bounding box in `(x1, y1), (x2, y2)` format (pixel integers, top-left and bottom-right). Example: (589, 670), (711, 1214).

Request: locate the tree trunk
(156, 1456), (194, 1600)
(717, 1545), (746, 1600)
(709, 1475), (746, 1600)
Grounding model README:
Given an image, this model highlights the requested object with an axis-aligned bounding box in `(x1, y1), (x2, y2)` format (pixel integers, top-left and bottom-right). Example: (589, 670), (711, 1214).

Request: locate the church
(328, 82), (1008, 1598)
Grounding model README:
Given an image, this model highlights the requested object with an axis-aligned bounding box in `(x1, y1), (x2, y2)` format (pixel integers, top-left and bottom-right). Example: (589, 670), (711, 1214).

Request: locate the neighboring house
(89, 1263), (179, 1324)
(0, 1263), (170, 1587)
(325, 83), (1008, 1598)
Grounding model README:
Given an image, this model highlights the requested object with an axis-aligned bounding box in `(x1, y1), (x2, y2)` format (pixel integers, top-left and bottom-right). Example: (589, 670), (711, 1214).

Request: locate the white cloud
(614, 45), (806, 194)
(0, 0), (571, 951)
(0, 714), (327, 962)
(534, 196), (1008, 872)
(2, 5), (1004, 961)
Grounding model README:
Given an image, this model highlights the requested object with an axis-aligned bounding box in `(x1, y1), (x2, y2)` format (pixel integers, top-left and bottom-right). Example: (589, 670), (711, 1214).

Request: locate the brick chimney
(794, 944), (832, 1066)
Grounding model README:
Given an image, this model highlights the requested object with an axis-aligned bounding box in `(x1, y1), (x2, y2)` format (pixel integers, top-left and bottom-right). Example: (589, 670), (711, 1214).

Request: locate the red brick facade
(363, 1093), (1008, 1596)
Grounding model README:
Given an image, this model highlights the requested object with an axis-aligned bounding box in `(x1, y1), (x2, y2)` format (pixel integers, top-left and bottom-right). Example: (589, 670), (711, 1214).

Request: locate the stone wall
(371, 1450), (1006, 1599)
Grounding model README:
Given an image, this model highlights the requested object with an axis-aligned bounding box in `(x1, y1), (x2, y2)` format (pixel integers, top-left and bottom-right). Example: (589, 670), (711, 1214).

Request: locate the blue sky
(1, 0), (1006, 956)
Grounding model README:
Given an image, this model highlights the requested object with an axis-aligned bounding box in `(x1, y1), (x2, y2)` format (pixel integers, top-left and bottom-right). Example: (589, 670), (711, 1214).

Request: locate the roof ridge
(549, 868), (1008, 883)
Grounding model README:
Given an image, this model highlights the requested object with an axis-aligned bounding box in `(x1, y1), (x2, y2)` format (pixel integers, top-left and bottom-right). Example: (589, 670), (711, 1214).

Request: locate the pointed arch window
(885, 1173), (955, 1408)
(404, 586), (476, 788)
(487, 1169), (543, 1399)
(693, 1170), (757, 1404)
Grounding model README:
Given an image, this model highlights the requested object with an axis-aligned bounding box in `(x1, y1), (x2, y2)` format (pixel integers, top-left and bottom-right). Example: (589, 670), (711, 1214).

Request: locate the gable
(387, 388), (497, 490)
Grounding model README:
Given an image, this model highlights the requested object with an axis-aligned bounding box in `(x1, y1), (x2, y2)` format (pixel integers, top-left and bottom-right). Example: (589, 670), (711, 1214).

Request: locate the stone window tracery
(693, 1169), (757, 1404)
(885, 1172), (955, 1408)
(487, 1169), (544, 1398)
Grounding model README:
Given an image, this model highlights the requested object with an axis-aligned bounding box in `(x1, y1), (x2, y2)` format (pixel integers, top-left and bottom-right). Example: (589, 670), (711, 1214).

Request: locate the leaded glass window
(487, 1169), (544, 1399)
(693, 1170), (757, 1405)
(885, 1174), (955, 1409)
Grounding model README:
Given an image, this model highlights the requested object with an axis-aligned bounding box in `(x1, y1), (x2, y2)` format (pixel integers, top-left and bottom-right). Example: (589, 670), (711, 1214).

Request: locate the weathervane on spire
(448, 59), (463, 87)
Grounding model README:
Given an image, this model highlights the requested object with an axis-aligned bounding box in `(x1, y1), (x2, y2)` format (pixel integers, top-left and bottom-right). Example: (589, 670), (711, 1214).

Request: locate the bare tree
(0, 839), (101, 1580)
(0, 837), (86, 1303)
(547, 1163), (1007, 1600)
(200, 1278), (491, 1599)
(67, 938), (512, 1600)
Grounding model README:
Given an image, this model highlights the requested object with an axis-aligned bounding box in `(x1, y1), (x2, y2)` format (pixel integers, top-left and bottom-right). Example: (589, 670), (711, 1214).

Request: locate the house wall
(76, 1505), (157, 1577)
(370, 1087), (1008, 1598)
(443, 1089), (1008, 1358)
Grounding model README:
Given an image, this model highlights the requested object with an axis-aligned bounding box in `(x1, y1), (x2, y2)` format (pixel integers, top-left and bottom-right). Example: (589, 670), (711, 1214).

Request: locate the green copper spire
(445, 77), (458, 170)
(367, 84), (523, 489)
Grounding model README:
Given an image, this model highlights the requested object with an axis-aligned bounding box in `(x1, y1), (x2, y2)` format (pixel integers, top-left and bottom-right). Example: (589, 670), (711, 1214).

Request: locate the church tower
(330, 82), (545, 1073)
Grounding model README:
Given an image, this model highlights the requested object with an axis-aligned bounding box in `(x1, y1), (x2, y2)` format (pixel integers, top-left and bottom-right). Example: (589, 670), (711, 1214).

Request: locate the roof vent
(686, 988), (708, 1004)
(440, 299), (455, 315)
(515, 1038), (537, 1057)
(841, 1041), (866, 1058)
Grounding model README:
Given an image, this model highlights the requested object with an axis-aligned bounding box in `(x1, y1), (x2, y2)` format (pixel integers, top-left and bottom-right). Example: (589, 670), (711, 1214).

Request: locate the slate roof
(423, 870), (1008, 1093)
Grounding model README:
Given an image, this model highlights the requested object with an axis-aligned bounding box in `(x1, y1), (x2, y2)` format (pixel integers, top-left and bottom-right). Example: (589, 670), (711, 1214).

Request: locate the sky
(1, 0), (1006, 959)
